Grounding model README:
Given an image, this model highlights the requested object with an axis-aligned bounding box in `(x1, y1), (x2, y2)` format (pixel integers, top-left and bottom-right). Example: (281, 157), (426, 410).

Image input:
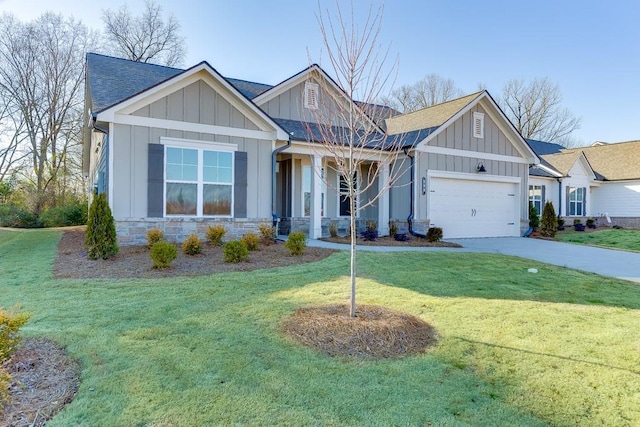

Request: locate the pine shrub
(85, 192), (119, 260)
(426, 227), (443, 242)
(182, 233), (202, 255)
(258, 222), (276, 245)
(0, 306), (29, 405)
(389, 220), (398, 236)
(540, 201), (557, 237)
(150, 241), (177, 268)
(206, 224), (226, 246)
(285, 232), (307, 256)
(147, 228), (164, 248)
(223, 240), (249, 263)
(529, 202), (540, 230)
(241, 232), (260, 251)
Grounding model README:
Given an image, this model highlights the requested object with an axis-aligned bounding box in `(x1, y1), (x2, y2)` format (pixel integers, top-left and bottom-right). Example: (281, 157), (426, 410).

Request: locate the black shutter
(148, 144), (164, 218)
(541, 185), (546, 208)
(565, 186), (571, 217)
(234, 151), (247, 218)
(582, 187), (587, 216)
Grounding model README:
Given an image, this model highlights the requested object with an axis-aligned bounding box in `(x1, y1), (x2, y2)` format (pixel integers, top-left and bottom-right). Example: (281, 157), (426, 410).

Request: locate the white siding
(591, 180), (640, 217)
(529, 177), (559, 214)
(561, 160), (595, 217)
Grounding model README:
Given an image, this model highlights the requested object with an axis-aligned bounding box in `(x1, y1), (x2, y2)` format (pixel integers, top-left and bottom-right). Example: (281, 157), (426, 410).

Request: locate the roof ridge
(225, 76), (273, 87)
(86, 52), (185, 72)
(393, 90), (483, 119)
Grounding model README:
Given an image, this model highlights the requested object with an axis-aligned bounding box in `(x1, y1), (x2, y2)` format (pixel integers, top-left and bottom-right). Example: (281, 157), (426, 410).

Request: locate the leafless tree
(307, 1), (411, 317)
(381, 73), (463, 113)
(0, 12), (92, 213)
(500, 77), (581, 142)
(102, 0), (186, 67)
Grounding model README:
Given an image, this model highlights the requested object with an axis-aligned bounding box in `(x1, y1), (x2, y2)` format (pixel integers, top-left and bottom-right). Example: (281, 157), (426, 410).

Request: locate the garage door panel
(429, 177), (519, 238)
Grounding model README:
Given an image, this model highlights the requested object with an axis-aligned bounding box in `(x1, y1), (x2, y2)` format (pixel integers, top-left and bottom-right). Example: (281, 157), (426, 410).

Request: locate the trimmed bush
(529, 202), (540, 230)
(394, 232), (409, 242)
(182, 233), (202, 255)
(557, 217), (565, 231)
(329, 221), (338, 238)
(285, 232), (307, 256)
(361, 220), (378, 241)
(540, 201), (557, 237)
(573, 218), (582, 225)
(85, 193), (119, 260)
(586, 218), (596, 229)
(241, 232), (260, 251)
(147, 228), (164, 248)
(389, 220), (398, 236)
(426, 227), (443, 243)
(258, 223), (276, 245)
(150, 241), (177, 268)
(223, 240), (249, 263)
(206, 224), (226, 246)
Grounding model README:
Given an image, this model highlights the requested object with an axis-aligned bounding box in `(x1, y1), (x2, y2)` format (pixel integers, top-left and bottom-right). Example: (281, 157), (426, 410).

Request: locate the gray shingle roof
(526, 138), (566, 156)
(225, 78), (273, 99)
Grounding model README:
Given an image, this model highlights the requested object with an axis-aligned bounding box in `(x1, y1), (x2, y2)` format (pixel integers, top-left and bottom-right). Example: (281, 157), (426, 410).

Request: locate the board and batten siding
(560, 160), (594, 217)
(591, 180), (640, 217)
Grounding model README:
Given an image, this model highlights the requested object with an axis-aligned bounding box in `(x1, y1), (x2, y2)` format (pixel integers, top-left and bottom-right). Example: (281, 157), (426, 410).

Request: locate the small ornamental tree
(529, 202), (540, 230)
(540, 201), (557, 238)
(85, 192), (119, 259)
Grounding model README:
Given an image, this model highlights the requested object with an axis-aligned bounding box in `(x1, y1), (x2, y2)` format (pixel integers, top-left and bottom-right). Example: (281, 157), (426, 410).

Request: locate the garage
(428, 176), (520, 238)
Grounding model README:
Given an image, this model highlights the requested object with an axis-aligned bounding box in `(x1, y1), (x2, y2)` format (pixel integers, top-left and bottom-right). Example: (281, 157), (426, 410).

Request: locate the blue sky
(2, 0), (639, 145)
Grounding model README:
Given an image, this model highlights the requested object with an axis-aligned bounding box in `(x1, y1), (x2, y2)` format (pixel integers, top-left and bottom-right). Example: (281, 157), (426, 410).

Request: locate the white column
(377, 162), (390, 236)
(310, 155), (323, 238)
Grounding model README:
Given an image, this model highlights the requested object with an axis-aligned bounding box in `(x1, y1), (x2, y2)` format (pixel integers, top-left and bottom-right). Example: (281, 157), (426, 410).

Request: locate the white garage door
(429, 177), (520, 238)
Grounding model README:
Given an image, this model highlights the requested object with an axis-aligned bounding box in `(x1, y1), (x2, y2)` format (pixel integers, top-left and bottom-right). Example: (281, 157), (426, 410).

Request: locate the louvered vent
(473, 112), (484, 139)
(304, 82), (319, 110)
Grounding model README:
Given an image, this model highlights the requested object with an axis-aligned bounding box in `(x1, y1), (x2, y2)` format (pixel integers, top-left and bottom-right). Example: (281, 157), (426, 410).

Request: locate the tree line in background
(0, 0), (580, 229)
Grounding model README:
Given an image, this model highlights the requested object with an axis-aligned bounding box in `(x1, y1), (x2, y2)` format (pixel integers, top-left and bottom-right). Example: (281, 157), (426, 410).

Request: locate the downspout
(556, 177), (563, 218)
(272, 132), (293, 227)
(403, 147), (426, 238)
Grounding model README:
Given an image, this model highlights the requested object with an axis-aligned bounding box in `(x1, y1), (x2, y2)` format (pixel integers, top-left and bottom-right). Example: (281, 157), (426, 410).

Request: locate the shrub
(573, 218), (582, 225)
(329, 221), (338, 238)
(150, 241), (177, 268)
(557, 217), (565, 228)
(147, 228), (164, 248)
(285, 232), (307, 256)
(0, 306), (30, 405)
(389, 220), (398, 236)
(241, 232), (260, 251)
(529, 202), (540, 230)
(361, 220), (378, 241)
(540, 201), (557, 237)
(223, 240), (249, 263)
(39, 200), (88, 228)
(258, 222), (276, 245)
(586, 218), (597, 229)
(182, 233), (202, 255)
(394, 232), (409, 242)
(206, 224), (226, 246)
(85, 193), (119, 260)
(426, 227), (443, 242)
(0, 204), (42, 228)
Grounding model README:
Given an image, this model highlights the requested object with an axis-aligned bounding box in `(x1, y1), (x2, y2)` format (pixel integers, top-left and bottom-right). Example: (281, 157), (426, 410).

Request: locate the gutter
(403, 148), (426, 238)
(272, 133), (293, 226)
(556, 177), (563, 217)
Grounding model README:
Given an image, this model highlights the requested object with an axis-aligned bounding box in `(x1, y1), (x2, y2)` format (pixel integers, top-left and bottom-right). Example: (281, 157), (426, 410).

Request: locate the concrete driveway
(308, 237), (640, 283)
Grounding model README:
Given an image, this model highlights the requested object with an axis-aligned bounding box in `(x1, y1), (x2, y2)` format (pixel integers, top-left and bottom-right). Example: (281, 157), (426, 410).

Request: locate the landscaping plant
(150, 241), (177, 268)
(182, 233), (202, 255)
(389, 220), (398, 236)
(147, 228), (164, 248)
(540, 201), (557, 237)
(85, 192), (119, 260)
(258, 223), (276, 245)
(223, 240), (249, 263)
(0, 306), (30, 405)
(240, 232), (260, 251)
(206, 224), (226, 246)
(361, 220), (378, 241)
(528, 202), (540, 230)
(329, 221), (338, 238)
(426, 227), (443, 242)
(284, 231), (307, 256)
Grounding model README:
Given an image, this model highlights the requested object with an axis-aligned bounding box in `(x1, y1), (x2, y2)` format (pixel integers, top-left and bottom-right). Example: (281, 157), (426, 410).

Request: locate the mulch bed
(1, 338), (80, 426)
(54, 229), (337, 279)
(282, 304), (437, 359)
(321, 236), (462, 248)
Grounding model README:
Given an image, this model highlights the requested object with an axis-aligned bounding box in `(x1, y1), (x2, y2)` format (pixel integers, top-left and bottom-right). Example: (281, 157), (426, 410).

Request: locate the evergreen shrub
(85, 193), (119, 260)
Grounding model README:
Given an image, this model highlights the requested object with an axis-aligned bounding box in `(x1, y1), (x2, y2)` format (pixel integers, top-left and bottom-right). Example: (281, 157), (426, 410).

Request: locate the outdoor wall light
(476, 163), (487, 173)
(421, 177), (427, 195)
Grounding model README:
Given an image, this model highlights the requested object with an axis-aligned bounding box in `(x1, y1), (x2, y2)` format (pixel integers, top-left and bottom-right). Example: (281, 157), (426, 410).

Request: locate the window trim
(569, 186), (584, 216)
(529, 184), (543, 214)
(302, 165), (325, 217)
(473, 112), (484, 139)
(338, 170), (359, 218)
(161, 137), (237, 218)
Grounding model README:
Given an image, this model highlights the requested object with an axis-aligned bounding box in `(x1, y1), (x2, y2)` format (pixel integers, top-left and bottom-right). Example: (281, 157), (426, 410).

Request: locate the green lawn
(1, 228), (639, 426)
(556, 228), (640, 252)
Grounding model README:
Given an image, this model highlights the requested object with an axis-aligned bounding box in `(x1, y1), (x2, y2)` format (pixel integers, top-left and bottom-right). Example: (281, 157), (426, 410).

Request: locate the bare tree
(381, 73), (463, 113)
(500, 77), (581, 142)
(0, 12), (92, 213)
(102, 0), (186, 67)
(307, 2), (410, 317)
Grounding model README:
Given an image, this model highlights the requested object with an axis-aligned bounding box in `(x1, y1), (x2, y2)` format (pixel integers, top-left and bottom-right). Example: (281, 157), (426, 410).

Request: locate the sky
(2, 0), (640, 146)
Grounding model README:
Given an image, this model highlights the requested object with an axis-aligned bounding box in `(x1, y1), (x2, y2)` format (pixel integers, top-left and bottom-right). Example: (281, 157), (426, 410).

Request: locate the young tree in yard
(540, 201), (558, 238)
(102, 0), (186, 67)
(500, 77), (581, 143)
(307, 2), (409, 317)
(85, 192), (119, 260)
(380, 73), (464, 113)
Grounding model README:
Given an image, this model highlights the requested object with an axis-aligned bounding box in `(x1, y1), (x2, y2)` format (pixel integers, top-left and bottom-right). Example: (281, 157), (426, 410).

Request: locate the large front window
(529, 185), (543, 214)
(569, 187), (584, 216)
(303, 166), (324, 217)
(165, 146), (233, 216)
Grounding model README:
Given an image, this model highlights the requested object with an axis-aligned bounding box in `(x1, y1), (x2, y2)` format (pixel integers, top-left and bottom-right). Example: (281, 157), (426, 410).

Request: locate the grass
(1, 228), (640, 426)
(556, 228), (640, 252)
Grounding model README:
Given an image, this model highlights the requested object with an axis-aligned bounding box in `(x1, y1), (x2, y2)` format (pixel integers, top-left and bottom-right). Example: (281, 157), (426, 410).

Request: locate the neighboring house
(528, 139), (640, 228)
(83, 53), (540, 244)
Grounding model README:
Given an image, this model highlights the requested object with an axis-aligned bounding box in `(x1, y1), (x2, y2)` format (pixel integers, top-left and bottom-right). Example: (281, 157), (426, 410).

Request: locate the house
(83, 53), (540, 244)
(528, 139), (640, 228)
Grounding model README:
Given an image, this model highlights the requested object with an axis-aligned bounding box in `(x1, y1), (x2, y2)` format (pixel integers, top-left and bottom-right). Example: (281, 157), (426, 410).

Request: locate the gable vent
(473, 112), (484, 139)
(304, 82), (319, 110)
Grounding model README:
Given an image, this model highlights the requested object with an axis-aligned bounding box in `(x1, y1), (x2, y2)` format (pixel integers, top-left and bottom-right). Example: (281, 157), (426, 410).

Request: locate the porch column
(310, 155), (323, 239)
(378, 162), (390, 236)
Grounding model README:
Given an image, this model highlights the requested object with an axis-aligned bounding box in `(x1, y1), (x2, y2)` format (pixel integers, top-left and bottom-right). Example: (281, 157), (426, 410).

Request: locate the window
(473, 112), (484, 139)
(165, 146), (233, 216)
(529, 185), (543, 214)
(569, 187), (584, 216)
(304, 82), (319, 109)
(303, 166), (324, 216)
(339, 172), (357, 216)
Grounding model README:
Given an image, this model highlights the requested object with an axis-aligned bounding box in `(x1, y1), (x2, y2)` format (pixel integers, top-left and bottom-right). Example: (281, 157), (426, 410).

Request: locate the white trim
(534, 163), (563, 178)
(427, 169), (522, 184)
(418, 145), (529, 164)
(473, 112), (484, 139)
(285, 140), (392, 162)
(108, 122), (114, 208)
(160, 136), (238, 152)
(304, 82), (319, 110)
(114, 114), (277, 141)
